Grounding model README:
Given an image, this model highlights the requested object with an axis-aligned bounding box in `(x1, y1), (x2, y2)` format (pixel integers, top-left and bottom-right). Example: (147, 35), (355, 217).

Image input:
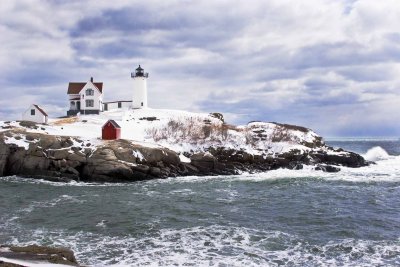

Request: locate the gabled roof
(67, 82), (103, 94)
(102, 119), (121, 129)
(33, 104), (48, 117)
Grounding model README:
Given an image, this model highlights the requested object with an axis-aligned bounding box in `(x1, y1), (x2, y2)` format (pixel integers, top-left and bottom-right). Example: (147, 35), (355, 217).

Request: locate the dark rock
(136, 146), (179, 165)
(160, 167), (171, 178)
(315, 164), (341, 173)
(0, 244), (79, 266)
(0, 143), (10, 176)
(191, 152), (217, 172)
(131, 164), (150, 174)
(36, 135), (62, 150)
(288, 162), (303, 170)
(149, 166), (162, 177)
(156, 161), (165, 168)
(48, 149), (70, 160)
(84, 159), (133, 181)
(310, 151), (367, 167)
(18, 121), (39, 129)
(25, 134), (35, 141)
(66, 166), (79, 176)
(181, 163), (199, 175)
(208, 147), (254, 163)
(131, 170), (148, 180)
(66, 152), (86, 163)
(209, 112), (224, 122)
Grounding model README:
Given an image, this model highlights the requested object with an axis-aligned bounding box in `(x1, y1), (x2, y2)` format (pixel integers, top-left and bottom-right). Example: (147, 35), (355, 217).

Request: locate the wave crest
(364, 146), (391, 161)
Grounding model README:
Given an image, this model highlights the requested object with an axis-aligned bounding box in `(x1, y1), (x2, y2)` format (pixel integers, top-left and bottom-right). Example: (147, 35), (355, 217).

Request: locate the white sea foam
(364, 146), (392, 161)
(96, 220), (107, 228)
(0, 176), (129, 187)
(5, 225), (399, 267)
(18, 194), (85, 214)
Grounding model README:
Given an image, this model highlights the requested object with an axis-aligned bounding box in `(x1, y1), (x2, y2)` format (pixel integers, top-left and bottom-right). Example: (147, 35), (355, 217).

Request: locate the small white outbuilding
(22, 104), (48, 124)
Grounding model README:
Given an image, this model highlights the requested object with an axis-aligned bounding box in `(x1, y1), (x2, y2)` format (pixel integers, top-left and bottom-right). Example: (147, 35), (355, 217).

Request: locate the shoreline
(0, 129), (369, 183)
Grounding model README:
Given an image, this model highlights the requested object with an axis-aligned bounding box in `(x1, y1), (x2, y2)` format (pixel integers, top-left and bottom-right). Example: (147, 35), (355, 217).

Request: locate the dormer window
(86, 89), (94, 96)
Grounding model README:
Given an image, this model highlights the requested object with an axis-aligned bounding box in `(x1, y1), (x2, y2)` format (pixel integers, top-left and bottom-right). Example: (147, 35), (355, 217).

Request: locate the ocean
(0, 139), (399, 266)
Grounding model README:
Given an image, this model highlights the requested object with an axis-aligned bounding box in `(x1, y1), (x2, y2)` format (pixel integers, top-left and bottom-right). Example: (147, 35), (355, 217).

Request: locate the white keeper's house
(66, 65), (149, 116)
(67, 77), (104, 116)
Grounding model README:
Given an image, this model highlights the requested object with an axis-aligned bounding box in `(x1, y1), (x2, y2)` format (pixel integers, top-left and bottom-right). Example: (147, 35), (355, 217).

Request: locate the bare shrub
(145, 117), (240, 144)
(271, 126), (297, 143)
(274, 123), (309, 133)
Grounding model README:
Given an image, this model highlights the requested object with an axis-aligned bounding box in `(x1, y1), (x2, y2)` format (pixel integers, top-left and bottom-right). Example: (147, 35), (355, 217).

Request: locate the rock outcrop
(0, 244), (79, 266)
(0, 128), (369, 182)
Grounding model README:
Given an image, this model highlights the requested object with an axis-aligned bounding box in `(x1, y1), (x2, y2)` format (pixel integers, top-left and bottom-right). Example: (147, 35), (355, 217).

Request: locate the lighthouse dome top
(131, 65), (149, 78)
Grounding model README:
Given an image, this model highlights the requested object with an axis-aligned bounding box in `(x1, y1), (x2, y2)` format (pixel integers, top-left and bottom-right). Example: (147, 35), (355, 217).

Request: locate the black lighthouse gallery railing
(131, 72), (149, 78)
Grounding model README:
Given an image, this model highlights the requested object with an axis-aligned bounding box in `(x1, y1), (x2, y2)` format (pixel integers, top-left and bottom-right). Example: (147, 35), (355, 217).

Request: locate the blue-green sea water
(0, 140), (399, 266)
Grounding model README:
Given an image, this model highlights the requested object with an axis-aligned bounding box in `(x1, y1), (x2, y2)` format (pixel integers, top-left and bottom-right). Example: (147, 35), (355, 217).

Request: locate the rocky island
(0, 109), (368, 183)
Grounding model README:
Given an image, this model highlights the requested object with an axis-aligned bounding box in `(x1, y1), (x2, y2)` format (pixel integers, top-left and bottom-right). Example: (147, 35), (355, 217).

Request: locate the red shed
(102, 120), (121, 140)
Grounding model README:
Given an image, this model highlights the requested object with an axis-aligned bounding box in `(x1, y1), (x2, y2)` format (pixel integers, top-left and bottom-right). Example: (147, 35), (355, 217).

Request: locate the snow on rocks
(4, 134), (31, 150)
(179, 153), (191, 163)
(0, 108), (326, 158)
(132, 150), (145, 161)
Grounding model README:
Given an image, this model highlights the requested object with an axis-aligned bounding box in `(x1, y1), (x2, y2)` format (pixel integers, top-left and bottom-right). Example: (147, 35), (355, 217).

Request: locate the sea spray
(364, 146), (391, 161)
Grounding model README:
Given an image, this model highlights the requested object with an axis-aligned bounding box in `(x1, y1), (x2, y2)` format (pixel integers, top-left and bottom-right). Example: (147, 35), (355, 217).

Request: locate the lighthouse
(131, 65), (148, 109)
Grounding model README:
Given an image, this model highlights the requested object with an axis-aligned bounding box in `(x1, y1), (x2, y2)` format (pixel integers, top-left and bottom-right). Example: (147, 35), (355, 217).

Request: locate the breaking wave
(364, 146), (392, 161)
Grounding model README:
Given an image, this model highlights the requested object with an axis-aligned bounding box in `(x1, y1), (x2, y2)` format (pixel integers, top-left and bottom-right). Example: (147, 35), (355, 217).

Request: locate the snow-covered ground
(0, 108), (325, 156)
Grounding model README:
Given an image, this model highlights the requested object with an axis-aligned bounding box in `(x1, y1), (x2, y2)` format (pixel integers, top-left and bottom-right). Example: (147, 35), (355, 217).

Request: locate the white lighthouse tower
(131, 65), (148, 109)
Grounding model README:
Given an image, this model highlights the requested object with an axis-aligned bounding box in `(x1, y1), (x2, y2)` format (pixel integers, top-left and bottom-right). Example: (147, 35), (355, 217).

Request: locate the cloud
(0, 0), (399, 137)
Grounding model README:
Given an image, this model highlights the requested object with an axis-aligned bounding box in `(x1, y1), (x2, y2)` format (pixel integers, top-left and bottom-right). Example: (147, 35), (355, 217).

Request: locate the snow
(4, 135), (30, 150)
(0, 108), (329, 158)
(179, 154), (191, 163)
(132, 150), (145, 161)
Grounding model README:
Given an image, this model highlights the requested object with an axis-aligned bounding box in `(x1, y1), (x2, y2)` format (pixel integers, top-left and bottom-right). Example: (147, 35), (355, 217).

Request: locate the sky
(1, 0), (400, 137)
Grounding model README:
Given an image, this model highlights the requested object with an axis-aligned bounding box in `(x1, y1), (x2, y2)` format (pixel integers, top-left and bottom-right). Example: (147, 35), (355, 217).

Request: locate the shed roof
(102, 119), (121, 129)
(33, 104), (48, 117)
(67, 82), (103, 94)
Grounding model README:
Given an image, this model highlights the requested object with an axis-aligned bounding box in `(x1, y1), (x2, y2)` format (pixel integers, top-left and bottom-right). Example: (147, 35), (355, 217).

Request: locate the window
(104, 103), (108, 111)
(31, 109), (35, 115)
(141, 102), (143, 106)
(118, 102), (122, 108)
(86, 99), (94, 107)
(86, 89), (94, 96)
